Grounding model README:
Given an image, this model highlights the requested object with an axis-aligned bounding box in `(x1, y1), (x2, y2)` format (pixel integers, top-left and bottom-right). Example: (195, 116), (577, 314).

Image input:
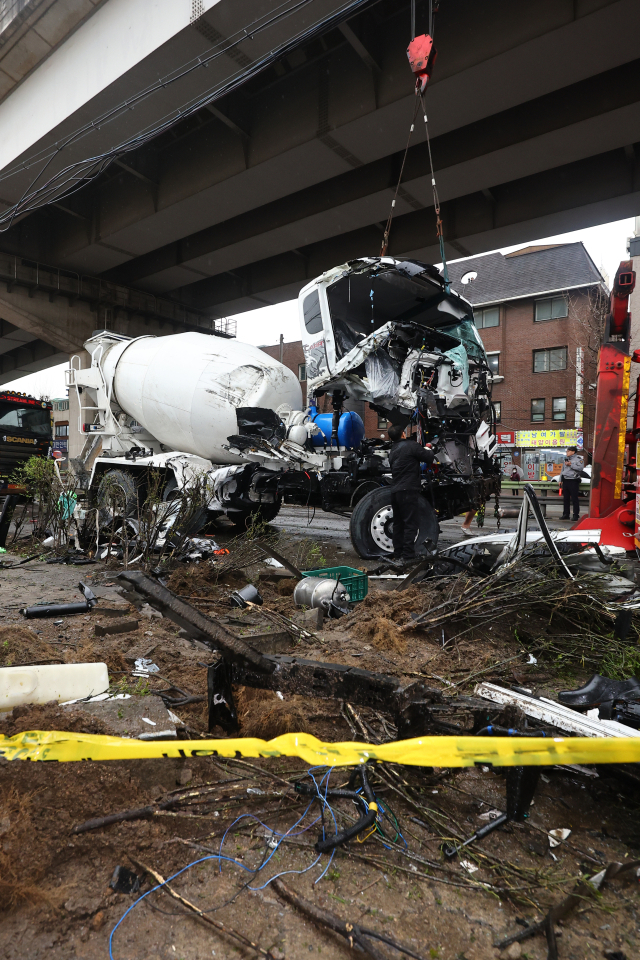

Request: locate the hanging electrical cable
(0, 0), (380, 233)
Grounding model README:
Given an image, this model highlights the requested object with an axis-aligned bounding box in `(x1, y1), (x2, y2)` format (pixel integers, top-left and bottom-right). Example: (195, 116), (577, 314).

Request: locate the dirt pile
(0, 625), (57, 666)
(0, 701), (120, 738)
(347, 586), (427, 650)
(235, 686), (309, 739)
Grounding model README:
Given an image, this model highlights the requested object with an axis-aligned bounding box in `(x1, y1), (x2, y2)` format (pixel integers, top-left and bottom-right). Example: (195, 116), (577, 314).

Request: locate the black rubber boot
(558, 674), (640, 709)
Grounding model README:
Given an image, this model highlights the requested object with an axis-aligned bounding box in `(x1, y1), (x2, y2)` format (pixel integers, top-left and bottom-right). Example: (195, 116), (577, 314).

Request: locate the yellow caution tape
(2, 730), (640, 767)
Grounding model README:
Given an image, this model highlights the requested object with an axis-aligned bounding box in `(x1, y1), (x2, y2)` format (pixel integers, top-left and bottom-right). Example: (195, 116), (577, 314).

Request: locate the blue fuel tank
(311, 411), (365, 449)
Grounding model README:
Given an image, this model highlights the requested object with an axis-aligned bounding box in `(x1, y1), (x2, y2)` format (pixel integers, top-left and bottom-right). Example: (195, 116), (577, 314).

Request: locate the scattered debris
(0, 662), (108, 710)
(293, 574), (350, 618)
(475, 682), (640, 738)
(94, 617), (139, 637)
(548, 828), (571, 848)
(229, 583), (263, 608)
(20, 581), (97, 618)
(133, 657), (160, 674)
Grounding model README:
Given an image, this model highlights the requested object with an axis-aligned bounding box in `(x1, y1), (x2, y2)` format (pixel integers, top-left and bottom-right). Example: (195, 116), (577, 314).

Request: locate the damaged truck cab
(299, 257), (501, 556)
(67, 256), (499, 559)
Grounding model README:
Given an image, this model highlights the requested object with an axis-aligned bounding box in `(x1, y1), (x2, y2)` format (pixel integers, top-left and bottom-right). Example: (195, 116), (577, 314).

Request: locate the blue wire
(108, 767), (352, 957)
(108, 854), (252, 960)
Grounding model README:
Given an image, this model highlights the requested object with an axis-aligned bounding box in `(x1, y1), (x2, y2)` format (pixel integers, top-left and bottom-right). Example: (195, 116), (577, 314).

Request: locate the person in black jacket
(387, 424), (434, 561)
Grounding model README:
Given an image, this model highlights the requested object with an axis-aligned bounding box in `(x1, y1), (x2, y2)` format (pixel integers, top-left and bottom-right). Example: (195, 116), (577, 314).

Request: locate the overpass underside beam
(0, 338), (67, 383)
(176, 144), (640, 314)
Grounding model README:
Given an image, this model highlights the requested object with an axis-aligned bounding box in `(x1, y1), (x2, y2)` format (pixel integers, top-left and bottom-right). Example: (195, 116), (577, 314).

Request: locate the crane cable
(380, 0), (450, 293)
(420, 89), (451, 293)
(379, 97), (420, 257)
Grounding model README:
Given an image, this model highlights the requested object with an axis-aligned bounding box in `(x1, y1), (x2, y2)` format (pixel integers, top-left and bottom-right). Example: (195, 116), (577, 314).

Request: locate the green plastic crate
(301, 565), (368, 602)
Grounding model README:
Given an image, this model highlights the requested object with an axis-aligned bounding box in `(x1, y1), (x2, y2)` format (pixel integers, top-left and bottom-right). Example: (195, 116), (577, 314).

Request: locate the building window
(533, 346), (567, 372)
(531, 398), (545, 422)
(552, 397), (567, 421)
(487, 353), (500, 375)
(298, 363), (306, 382)
(55, 424), (69, 437)
(535, 296), (568, 321)
(493, 401), (501, 422)
(377, 414), (389, 430)
(475, 306), (500, 329)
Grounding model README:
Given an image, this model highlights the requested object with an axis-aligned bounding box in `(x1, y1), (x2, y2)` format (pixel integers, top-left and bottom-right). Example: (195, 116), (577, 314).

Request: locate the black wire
(0, 0), (381, 232)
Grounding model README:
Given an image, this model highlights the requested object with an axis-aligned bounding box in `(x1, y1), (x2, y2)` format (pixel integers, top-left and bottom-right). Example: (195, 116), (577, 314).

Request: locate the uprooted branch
(272, 877), (426, 960)
(495, 858), (640, 960)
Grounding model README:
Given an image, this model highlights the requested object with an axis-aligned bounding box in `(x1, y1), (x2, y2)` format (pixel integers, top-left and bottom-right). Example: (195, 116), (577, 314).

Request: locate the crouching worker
(387, 424), (434, 562)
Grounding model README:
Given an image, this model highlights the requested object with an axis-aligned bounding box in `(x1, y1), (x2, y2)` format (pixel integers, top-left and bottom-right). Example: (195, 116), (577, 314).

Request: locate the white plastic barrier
(0, 663), (109, 712)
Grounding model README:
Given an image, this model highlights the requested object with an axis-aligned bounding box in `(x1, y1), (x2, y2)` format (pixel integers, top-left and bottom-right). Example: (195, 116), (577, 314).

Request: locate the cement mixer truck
(67, 256), (500, 558)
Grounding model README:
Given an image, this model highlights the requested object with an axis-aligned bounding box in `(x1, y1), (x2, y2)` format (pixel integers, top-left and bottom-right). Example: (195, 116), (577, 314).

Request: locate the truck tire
(428, 542), (491, 577)
(349, 487), (438, 559)
(228, 499), (282, 529)
(97, 469), (140, 527)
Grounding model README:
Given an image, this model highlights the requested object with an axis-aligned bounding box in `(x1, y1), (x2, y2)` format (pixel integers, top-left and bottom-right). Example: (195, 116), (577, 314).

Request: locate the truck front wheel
(349, 487), (438, 559)
(97, 469), (140, 528)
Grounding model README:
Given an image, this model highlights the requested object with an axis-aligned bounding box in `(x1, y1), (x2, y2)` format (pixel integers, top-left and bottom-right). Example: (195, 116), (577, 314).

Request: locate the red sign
(496, 431), (515, 445)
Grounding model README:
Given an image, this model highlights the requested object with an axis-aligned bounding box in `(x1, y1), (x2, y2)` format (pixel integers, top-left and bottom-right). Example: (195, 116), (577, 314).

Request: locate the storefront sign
(516, 429), (578, 449)
(496, 430), (515, 446)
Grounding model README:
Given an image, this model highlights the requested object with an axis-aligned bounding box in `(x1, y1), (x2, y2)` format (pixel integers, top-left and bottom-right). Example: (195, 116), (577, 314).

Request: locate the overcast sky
(5, 215), (636, 400)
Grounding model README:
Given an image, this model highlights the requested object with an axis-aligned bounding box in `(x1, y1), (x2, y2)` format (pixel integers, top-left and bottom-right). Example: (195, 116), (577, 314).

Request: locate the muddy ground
(0, 509), (639, 960)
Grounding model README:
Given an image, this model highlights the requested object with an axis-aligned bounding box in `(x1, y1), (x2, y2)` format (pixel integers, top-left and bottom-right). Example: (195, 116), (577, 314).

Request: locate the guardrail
(499, 479), (591, 518)
(0, 253), (236, 338)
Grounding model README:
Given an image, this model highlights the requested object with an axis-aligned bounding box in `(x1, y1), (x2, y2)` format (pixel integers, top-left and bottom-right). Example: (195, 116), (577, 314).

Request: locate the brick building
(447, 243), (606, 479)
(260, 338), (389, 439)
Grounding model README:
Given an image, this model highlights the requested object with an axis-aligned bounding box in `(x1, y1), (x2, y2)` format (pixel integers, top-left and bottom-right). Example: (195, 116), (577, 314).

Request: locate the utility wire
(0, 0), (380, 233)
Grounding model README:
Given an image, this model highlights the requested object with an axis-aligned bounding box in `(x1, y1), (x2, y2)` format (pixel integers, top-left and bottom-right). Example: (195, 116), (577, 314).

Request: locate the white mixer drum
(104, 332), (303, 464)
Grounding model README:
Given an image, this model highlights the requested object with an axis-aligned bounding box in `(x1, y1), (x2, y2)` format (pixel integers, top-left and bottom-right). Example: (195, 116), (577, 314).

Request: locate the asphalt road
(272, 503), (577, 556)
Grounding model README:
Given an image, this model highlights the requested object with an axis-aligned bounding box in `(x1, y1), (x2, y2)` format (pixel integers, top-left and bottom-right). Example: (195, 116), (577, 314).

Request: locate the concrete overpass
(0, 0), (638, 363)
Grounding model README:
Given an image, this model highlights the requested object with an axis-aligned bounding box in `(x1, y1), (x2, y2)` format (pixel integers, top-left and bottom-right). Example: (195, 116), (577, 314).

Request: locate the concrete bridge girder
(46, 0), (640, 287)
(0, 0), (637, 337)
(0, 271), (223, 385)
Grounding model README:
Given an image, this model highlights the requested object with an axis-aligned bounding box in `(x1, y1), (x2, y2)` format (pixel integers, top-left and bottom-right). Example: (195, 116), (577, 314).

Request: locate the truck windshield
(0, 402), (51, 436)
(327, 266), (473, 359)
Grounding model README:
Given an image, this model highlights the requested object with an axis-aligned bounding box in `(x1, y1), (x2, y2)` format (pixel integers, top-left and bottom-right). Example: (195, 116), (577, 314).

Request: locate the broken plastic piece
(0, 662), (108, 711)
(230, 584), (263, 608)
(548, 828), (571, 848)
(134, 658), (159, 674)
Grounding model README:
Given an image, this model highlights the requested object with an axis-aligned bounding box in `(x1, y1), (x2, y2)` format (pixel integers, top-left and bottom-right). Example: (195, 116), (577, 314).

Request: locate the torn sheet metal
(475, 682), (640, 738)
